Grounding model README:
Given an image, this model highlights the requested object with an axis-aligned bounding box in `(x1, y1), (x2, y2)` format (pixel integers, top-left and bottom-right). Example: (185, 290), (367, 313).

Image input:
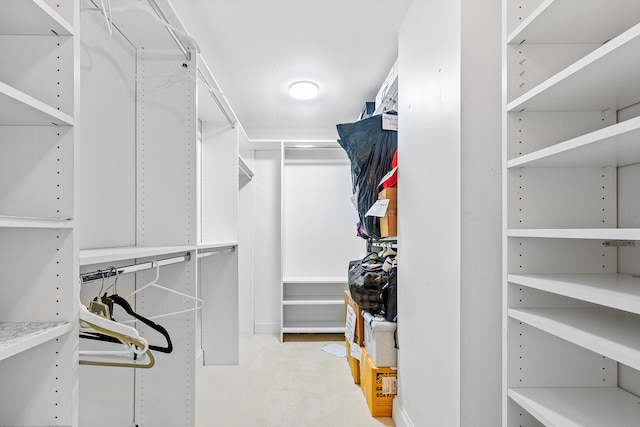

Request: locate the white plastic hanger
(80, 298), (142, 339)
(124, 260), (203, 321)
(79, 320), (155, 369)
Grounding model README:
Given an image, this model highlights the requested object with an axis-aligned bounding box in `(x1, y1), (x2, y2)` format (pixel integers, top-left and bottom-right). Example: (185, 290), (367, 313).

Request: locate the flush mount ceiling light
(289, 81), (319, 100)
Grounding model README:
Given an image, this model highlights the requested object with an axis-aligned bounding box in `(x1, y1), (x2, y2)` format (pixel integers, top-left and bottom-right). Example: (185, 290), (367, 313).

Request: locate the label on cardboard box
(381, 376), (397, 395)
(345, 304), (356, 343)
(350, 342), (362, 361)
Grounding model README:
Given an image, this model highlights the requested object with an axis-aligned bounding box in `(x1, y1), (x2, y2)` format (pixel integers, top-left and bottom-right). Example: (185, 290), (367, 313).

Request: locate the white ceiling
(170, 0), (412, 141)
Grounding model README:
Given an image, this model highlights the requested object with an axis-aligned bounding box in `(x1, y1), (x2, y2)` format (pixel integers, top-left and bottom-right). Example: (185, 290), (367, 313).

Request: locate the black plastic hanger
(108, 294), (173, 354)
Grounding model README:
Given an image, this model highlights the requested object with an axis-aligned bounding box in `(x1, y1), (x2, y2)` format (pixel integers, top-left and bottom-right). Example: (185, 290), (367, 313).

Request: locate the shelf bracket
(602, 240), (635, 247)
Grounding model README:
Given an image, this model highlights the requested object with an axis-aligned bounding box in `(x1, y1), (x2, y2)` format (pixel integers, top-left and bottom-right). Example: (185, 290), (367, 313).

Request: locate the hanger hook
(111, 266), (119, 295)
(97, 269), (105, 296)
(150, 260), (160, 284)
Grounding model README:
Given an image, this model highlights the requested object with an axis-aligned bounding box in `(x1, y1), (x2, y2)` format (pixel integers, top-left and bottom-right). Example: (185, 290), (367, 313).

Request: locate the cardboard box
(363, 311), (397, 367)
(360, 348), (398, 417)
(345, 338), (360, 384)
(343, 290), (365, 346)
(378, 188), (397, 237)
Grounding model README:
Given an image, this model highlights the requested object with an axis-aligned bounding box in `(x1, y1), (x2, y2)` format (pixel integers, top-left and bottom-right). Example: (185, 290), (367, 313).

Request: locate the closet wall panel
(137, 50), (197, 247)
(282, 149), (362, 278)
(78, 10), (136, 249)
(253, 149), (283, 333)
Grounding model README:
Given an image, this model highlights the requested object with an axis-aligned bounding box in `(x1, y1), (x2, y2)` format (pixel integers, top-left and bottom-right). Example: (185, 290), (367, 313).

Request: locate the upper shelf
(508, 0), (640, 44)
(0, 0), (73, 36)
(0, 81), (74, 126)
(80, 245), (194, 266)
(507, 115), (640, 168)
(238, 155), (254, 179)
(507, 22), (640, 112)
(509, 273), (640, 316)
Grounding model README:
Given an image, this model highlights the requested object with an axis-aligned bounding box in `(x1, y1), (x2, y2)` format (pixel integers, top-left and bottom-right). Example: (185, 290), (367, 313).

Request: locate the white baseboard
(393, 396), (414, 427)
(254, 322), (280, 334)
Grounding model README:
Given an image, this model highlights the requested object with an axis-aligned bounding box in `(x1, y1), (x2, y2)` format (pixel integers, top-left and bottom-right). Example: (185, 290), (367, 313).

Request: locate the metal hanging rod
(197, 69), (237, 128)
(147, 0), (191, 61)
(197, 247), (236, 259)
(80, 252), (192, 284)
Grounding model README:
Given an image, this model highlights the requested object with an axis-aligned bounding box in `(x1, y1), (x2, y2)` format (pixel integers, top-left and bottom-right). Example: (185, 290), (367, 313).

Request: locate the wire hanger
(124, 260), (203, 321)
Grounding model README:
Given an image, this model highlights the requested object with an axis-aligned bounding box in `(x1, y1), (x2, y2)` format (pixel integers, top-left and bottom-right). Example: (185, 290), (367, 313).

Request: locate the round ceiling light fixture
(289, 81), (319, 100)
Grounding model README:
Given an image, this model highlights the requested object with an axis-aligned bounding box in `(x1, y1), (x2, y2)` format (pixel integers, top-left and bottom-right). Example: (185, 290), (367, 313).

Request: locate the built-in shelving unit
(280, 145), (364, 340)
(75, 0), (241, 425)
(503, 1), (640, 425)
(0, 0), (78, 425)
(281, 278), (348, 334)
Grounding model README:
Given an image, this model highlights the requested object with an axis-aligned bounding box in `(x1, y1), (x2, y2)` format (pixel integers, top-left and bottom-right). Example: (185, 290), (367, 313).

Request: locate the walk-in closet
(2, 0), (640, 426)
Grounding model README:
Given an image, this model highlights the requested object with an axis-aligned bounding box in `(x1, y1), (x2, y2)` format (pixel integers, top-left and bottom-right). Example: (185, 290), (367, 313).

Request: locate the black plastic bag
(337, 114), (398, 239)
(347, 253), (388, 312)
(381, 267), (397, 322)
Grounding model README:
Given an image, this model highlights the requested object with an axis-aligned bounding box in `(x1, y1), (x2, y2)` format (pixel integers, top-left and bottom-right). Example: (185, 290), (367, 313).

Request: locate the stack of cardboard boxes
(344, 291), (398, 418)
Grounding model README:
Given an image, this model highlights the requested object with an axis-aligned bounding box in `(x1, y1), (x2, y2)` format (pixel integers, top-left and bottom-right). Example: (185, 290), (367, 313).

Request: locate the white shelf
(509, 273), (640, 315)
(508, 387), (640, 427)
(283, 276), (347, 284)
(238, 155), (254, 179)
(0, 81), (74, 126)
(283, 297), (345, 306)
(507, 228), (640, 240)
(0, 215), (73, 229)
(507, 22), (640, 112)
(507, 115), (640, 168)
(508, 0), (640, 44)
(282, 322), (345, 334)
(80, 245), (194, 266)
(0, 0), (73, 36)
(0, 322), (71, 362)
(508, 307), (640, 370)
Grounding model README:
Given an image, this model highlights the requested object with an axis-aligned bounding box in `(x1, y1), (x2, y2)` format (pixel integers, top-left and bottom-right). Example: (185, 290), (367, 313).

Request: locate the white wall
(282, 149), (364, 278)
(394, 0), (502, 425)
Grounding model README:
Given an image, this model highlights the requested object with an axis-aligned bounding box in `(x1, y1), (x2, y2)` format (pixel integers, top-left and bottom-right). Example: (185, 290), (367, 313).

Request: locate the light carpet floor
(196, 334), (395, 427)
